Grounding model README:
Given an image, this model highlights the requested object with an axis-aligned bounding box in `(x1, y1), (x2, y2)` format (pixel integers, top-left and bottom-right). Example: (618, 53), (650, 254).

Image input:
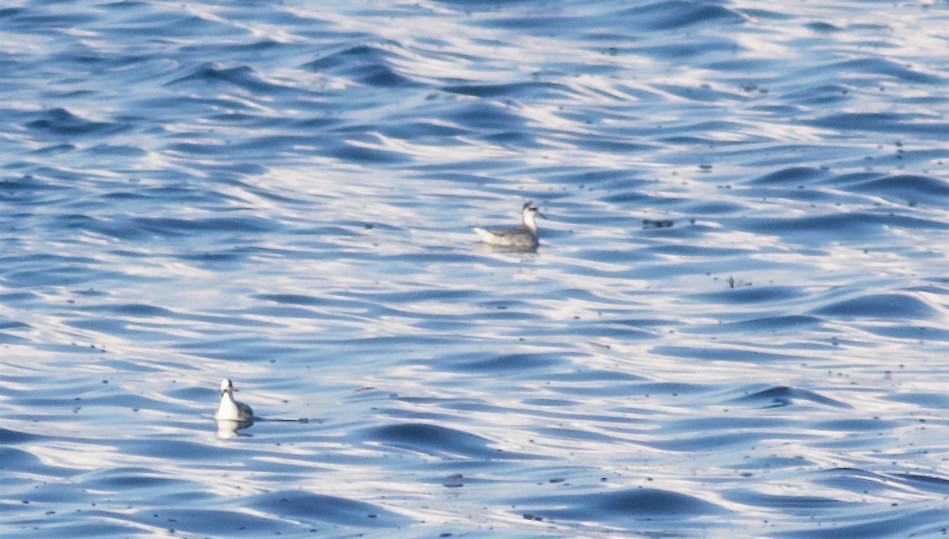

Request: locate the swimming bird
(215, 378), (254, 423)
(473, 201), (545, 250)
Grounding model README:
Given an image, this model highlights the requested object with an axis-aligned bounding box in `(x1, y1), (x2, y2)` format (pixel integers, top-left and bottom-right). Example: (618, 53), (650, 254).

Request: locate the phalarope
(473, 201), (545, 250)
(215, 378), (254, 423)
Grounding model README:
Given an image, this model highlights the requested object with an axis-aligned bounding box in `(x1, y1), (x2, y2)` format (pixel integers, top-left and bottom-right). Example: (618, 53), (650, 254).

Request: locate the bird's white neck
(216, 390), (239, 420)
(522, 209), (538, 232)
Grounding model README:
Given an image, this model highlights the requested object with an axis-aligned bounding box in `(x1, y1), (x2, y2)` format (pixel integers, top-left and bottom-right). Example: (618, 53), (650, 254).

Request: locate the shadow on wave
(249, 490), (410, 528)
(355, 422), (536, 460)
(728, 385), (850, 409)
(303, 42), (419, 87)
(514, 487), (727, 525)
(25, 108), (127, 137)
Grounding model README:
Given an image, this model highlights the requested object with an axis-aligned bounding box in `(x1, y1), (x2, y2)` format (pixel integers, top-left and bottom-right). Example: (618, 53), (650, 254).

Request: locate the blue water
(1, 0), (947, 536)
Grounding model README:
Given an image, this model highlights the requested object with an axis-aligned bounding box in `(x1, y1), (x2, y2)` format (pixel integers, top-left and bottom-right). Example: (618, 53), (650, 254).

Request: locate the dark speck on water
(0, 0), (946, 537)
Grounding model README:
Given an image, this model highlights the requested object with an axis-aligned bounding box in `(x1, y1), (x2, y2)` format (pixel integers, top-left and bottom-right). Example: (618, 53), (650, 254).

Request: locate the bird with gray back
(473, 201), (545, 250)
(215, 378), (254, 424)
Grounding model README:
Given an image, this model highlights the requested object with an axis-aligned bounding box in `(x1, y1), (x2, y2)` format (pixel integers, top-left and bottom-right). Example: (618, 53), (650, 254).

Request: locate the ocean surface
(1, 0), (947, 536)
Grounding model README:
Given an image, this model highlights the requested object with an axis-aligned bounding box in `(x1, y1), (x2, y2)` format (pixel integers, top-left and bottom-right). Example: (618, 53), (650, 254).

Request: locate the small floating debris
(443, 474), (464, 488)
(642, 219), (674, 229)
(726, 276), (753, 289)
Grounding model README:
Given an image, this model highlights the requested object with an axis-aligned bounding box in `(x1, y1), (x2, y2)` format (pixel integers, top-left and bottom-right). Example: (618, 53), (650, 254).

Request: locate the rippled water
(1, 0), (947, 536)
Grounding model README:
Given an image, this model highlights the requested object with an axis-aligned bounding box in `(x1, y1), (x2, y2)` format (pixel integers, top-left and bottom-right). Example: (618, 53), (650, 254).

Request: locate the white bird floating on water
(473, 201), (545, 251)
(215, 378), (254, 423)
(214, 378), (309, 438)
